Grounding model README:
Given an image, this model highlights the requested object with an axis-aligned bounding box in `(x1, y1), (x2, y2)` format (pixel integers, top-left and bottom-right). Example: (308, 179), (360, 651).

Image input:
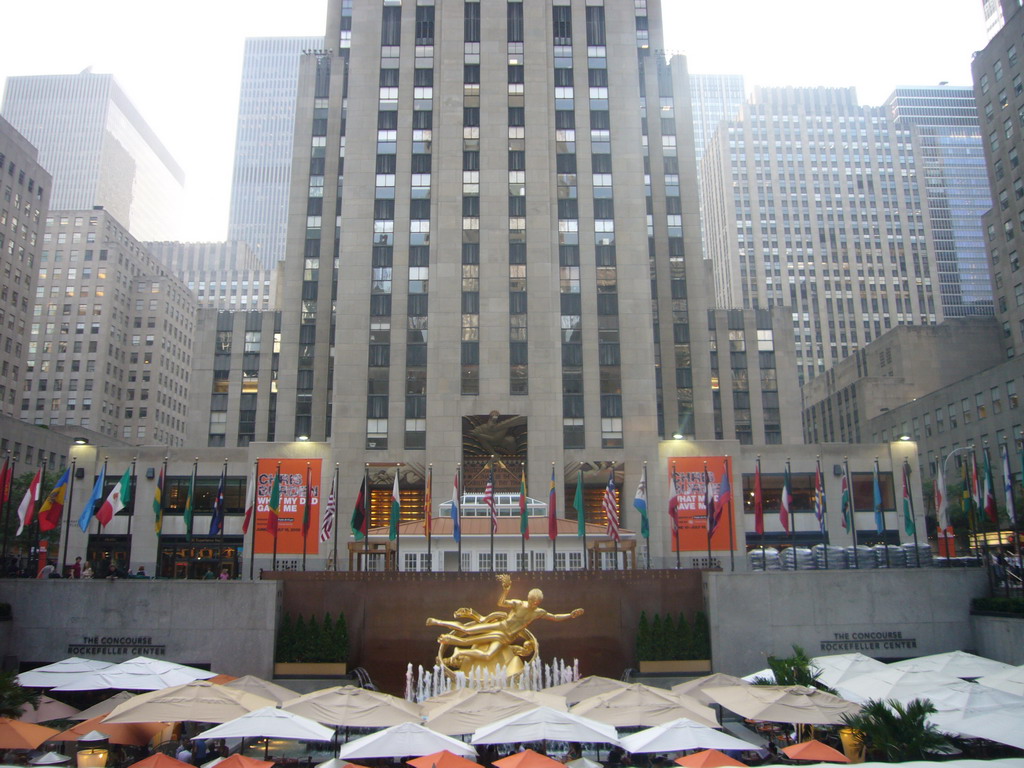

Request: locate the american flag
(319, 472), (336, 543)
(484, 465), (497, 534)
(603, 470), (620, 542)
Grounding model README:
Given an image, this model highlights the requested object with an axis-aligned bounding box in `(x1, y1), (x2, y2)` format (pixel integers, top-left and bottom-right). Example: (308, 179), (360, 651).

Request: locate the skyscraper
(1, 72), (185, 242)
(701, 87), (941, 386)
(228, 37), (324, 268)
(885, 86), (993, 318)
(689, 74), (745, 168)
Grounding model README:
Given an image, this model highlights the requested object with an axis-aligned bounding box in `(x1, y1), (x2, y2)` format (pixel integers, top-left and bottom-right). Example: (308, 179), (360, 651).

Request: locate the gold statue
(426, 573), (584, 679)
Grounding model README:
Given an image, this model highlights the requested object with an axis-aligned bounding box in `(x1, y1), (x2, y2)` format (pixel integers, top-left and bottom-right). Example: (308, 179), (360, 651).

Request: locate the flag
(668, 468), (680, 535)
(873, 461), (884, 535)
(813, 461), (825, 532)
(971, 453), (982, 517)
(423, 466), (432, 539)
(350, 474), (367, 539)
(519, 467), (529, 540)
(983, 449), (998, 525)
(902, 462), (915, 535)
(302, 467), (313, 539)
(96, 467), (131, 526)
(712, 465), (731, 538)
(753, 460), (764, 535)
(320, 471), (337, 543)
(267, 468), (281, 537)
(0, 457), (11, 504)
(574, 470), (585, 537)
(548, 465), (558, 540)
(779, 465), (792, 533)
(934, 462), (947, 529)
(484, 465), (497, 534)
(15, 469), (41, 536)
(703, 465), (715, 532)
(603, 470), (620, 542)
(209, 467), (226, 535)
(154, 466), (166, 534)
(1002, 443), (1016, 530)
(962, 459), (975, 528)
(183, 466), (196, 537)
(634, 465), (649, 539)
(39, 467), (70, 532)
(77, 465), (106, 532)
(840, 468), (852, 531)
(450, 470), (461, 543)
(389, 470), (400, 540)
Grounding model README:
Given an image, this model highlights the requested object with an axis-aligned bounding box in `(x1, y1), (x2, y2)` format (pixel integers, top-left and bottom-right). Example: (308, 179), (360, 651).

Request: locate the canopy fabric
(674, 749), (746, 768)
(194, 706), (334, 741)
(704, 685), (861, 725)
(931, 708), (1024, 750)
(809, 654), (888, 689)
(0, 718), (61, 750)
(201, 755), (275, 768)
(620, 718), (755, 755)
(17, 658), (114, 689)
(72, 692), (136, 721)
(888, 651), (1014, 679)
(29, 752), (71, 765)
(420, 688), (564, 717)
(103, 680), (275, 724)
(316, 760), (373, 768)
(905, 680), (1024, 715)
(782, 739), (851, 763)
(671, 675), (749, 707)
(571, 684), (718, 729)
(51, 656), (216, 692)
(283, 685), (421, 728)
(470, 706), (619, 746)
(407, 750), (484, 768)
(835, 668), (963, 705)
(567, 758), (603, 768)
(493, 749), (565, 768)
(976, 663), (1024, 696)
(127, 754), (195, 768)
(53, 715), (166, 746)
(222, 675), (298, 706)
(545, 676), (630, 706)
(741, 668), (774, 683)
(19, 696), (79, 724)
(424, 689), (566, 736)
(336, 722), (477, 759)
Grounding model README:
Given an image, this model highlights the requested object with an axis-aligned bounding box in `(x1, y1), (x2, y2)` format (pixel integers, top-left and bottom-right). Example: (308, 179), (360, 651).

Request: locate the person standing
(71, 557), (82, 579)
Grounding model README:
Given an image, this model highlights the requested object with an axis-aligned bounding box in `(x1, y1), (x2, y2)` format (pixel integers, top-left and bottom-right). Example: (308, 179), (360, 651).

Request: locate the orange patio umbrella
(674, 749), (746, 768)
(494, 749), (565, 768)
(407, 750), (483, 768)
(0, 717), (60, 750)
(53, 715), (166, 746)
(210, 755), (275, 768)
(782, 740), (850, 763)
(127, 754), (194, 768)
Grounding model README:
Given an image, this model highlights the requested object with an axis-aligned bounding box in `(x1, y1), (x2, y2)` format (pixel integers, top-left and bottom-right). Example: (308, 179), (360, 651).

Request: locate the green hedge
(275, 611), (349, 662)
(636, 610), (710, 661)
(972, 597), (1024, 615)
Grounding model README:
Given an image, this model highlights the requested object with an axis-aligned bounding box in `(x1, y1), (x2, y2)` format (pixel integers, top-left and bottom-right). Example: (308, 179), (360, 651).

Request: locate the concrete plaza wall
(705, 569), (989, 676)
(971, 614), (1024, 665)
(0, 580), (281, 677)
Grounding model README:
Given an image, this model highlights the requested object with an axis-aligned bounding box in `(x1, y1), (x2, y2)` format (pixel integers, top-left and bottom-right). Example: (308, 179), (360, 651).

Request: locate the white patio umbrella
(335, 722), (477, 759)
(810, 653), (888, 689)
(932, 709), (1024, 750)
(52, 656), (216, 692)
(888, 651), (1015, 679)
(835, 668), (963, 705)
(976, 663), (1024, 696)
(619, 718), (755, 754)
(902, 680), (1024, 714)
(470, 706), (619, 746)
(567, 759), (602, 768)
(17, 658), (114, 688)
(194, 706), (334, 741)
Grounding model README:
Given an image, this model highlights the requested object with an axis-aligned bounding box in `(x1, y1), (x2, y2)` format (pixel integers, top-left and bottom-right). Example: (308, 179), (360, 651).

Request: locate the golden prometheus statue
(426, 573), (584, 680)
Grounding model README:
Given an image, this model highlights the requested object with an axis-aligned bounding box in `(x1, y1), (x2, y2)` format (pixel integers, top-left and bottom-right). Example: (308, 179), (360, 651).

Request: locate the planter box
(273, 662), (347, 678)
(638, 659), (711, 674)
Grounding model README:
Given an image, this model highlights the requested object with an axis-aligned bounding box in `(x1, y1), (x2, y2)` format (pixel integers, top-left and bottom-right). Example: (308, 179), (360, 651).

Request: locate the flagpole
(1016, 440), (1024, 589)
(756, 456), (765, 568)
(60, 457), (77, 576)
(817, 457), (828, 571)
(125, 456), (136, 571)
(643, 461), (650, 570)
(457, 463), (463, 572)
(489, 458), (495, 570)
(425, 464), (432, 572)
(875, 458), (889, 568)
(787, 459), (797, 571)
(247, 459), (257, 581)
(94, 457), (108, 537)
(550, 462), (557, 571)
(333, 463), (340, 572)
(217, 458), (227, 572)
(32, 456), (47, 576)
(394, 462), (402, 570)
(272, 461), (280, 572)
(845, 458), (858, 568)
(611, 464), (619, 571)
(520, 462), (527, 568)
(704, 461), (712, 570)
(577, 468), (587, 570)
(726, 456), (735, 572)
(672, 461), (680, 570)
(983, 445), (997, 591)
(303, 462), (311, 572)
(905, 459), (921, 568)
(157, 456), (167, 577)
(1, 453), (14, 571)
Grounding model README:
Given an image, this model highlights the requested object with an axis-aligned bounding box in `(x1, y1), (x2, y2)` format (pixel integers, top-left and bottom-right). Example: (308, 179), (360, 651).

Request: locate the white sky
(0, 0), (990, 242)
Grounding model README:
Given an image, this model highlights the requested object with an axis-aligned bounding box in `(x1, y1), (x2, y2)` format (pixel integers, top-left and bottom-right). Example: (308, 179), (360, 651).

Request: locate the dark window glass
(415, 6), (435, 45)
(381, 6), (402, 46)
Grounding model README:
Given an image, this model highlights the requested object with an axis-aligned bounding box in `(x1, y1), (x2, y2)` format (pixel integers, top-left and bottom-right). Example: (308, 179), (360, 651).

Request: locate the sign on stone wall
(819, 630), (918, 654)
(67, 635), (167, 656)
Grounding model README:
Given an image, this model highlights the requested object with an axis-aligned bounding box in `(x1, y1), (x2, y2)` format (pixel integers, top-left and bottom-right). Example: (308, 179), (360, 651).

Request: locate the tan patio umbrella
(71, 692), (136, 721)
(545, 676), (630, 706)
(421, 687), (563, 716)
(52, 715), (167, 747)
(703, 685), (861, 725)
(221, 675), (298, 706)
(19, 695), (79, 724)
(0, 718), (60, 750)
(102, 680), (275, 724)
(424, 689), (566, 735)
(672, 674), (750, 707)
(282, 685), (421, 728)
(571, 684), (719, 729)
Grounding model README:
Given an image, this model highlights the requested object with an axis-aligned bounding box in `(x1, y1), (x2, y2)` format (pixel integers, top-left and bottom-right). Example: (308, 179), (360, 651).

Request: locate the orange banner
(668, 456), (735, 552)
(254, 458), (322, 555)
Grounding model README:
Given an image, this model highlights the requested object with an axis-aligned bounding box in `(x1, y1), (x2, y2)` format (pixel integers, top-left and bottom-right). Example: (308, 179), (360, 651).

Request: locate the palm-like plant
(752, 644), (837, 693)
(0, 669), (40, 719)
(840, 698), (950, 762)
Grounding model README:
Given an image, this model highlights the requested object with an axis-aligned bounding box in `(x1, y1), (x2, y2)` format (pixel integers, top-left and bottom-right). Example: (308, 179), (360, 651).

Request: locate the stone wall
(971, 614), (1024, 665)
